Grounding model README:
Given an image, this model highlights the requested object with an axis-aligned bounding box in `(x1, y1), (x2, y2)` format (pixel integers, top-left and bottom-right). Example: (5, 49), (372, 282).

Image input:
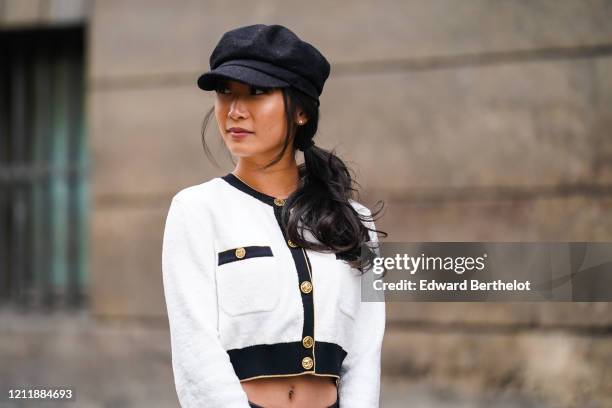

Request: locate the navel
(288, 384), (295, 400)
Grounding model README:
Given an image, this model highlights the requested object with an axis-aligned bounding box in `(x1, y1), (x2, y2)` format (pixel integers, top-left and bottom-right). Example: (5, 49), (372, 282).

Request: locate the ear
(295, 110), (308, 124)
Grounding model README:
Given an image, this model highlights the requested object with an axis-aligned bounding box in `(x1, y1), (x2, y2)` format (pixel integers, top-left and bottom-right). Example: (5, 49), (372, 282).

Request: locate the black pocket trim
(218, 246), (274, 266)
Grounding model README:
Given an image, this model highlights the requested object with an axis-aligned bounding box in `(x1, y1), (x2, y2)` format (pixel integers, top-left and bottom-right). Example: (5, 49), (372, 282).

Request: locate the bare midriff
(241, 374), (338, 408)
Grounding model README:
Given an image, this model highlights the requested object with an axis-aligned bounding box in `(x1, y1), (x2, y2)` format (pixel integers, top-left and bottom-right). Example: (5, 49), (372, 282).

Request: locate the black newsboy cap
(197, 24), (330, 105)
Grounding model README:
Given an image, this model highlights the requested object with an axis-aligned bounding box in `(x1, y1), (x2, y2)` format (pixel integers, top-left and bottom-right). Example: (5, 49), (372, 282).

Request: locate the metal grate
(0, 25), (88, 310)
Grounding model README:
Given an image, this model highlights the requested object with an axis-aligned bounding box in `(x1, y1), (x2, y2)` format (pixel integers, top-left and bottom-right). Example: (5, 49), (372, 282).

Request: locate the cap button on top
(235, 247), (246, 259)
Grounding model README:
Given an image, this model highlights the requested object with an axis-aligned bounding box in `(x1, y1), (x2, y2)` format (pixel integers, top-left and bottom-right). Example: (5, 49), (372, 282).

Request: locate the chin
(227, 144), (256, 158)
(225, 139), (276, 159)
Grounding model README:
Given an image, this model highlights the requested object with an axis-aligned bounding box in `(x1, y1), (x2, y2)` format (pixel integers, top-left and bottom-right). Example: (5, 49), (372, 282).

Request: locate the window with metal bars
(0, 25), (88, 310)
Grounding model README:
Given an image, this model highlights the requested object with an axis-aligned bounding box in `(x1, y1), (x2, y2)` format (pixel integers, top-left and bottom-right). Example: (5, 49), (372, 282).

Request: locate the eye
(251, 86), (271, 95)
(215, 85), (231, 94)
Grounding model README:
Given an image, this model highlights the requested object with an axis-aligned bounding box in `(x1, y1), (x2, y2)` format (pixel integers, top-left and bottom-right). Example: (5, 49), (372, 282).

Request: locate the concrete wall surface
(2, 0), (612, 406)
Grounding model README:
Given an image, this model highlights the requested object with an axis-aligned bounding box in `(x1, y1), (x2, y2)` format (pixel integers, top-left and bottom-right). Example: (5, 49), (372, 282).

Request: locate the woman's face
(214, 79), (289, 160)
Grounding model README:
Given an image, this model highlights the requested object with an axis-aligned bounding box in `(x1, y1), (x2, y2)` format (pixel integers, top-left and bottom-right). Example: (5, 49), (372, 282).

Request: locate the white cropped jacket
(161, 173), (386, 408)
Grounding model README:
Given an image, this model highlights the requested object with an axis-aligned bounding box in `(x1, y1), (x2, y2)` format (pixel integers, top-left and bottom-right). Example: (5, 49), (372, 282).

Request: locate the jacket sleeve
(161, 196), (251, 408)
(338, 207), (386, 408)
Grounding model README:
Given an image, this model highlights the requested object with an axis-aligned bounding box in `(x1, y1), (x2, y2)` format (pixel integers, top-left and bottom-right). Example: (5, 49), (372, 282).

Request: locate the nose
(228, 96), (249, 120)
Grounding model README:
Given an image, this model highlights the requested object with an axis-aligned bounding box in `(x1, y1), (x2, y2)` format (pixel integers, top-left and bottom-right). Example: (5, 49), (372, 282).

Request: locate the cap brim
(197, 64), (290, 91)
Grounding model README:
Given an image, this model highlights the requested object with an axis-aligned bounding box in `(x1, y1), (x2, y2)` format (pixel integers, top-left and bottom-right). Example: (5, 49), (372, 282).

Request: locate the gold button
(287, 239), (297, 248)
(235, 247), (246, 259)
(300, 281), (313, 294)
(302, 336), (314, 348)
(274, 198), (285, 206)
(301, 357), (314, 370)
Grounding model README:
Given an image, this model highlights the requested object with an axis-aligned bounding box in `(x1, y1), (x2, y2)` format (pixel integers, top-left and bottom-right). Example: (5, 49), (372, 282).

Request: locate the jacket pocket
(216, 245), (279, 316)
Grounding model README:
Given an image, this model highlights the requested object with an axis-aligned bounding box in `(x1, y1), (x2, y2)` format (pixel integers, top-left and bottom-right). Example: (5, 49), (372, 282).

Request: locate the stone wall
(3, 0), (612, 406)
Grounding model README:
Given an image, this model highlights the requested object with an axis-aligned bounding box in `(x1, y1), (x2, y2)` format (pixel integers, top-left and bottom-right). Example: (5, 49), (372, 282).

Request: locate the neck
(233, 159), (300, 199)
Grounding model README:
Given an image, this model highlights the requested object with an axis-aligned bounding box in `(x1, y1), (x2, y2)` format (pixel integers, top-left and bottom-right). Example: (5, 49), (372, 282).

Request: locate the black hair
(201, 81), (387, 274)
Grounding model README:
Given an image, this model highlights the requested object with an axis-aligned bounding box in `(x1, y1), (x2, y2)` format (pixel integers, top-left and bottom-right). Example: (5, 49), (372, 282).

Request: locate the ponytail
(280, 88), (387, 274)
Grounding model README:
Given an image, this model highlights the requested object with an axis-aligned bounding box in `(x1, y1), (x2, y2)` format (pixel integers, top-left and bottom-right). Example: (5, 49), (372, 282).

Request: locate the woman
(162, 24), (387, 408)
